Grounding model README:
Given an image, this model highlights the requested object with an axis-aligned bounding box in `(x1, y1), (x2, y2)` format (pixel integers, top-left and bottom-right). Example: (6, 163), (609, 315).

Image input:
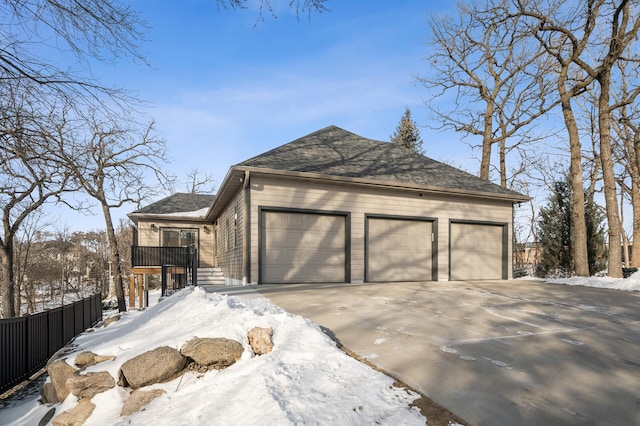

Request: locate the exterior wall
(248, 176), (514, 283)
(136, 219), (215, 268)
(214, 189), (245, 284)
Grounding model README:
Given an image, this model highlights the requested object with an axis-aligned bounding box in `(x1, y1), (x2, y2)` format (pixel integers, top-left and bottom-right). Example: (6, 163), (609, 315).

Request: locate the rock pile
(42, 327), (274, 426)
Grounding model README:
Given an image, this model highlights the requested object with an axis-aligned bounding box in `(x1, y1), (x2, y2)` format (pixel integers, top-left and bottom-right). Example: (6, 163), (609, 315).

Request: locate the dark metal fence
(0, 293), (102, 395)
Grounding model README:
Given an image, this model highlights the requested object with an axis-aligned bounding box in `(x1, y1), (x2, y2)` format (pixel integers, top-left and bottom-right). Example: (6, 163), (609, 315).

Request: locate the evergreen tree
(585, 198), (608, 275)
(536, 175), (607, 277)
(390, 107), (424, 154)
(536, 179), (573, 277)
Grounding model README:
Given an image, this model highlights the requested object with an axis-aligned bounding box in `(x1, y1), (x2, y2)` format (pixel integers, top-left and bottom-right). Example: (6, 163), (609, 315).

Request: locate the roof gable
(237, 125), (524, 199)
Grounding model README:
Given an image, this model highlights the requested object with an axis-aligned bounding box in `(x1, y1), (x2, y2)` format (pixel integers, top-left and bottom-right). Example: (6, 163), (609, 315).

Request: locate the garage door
(261, 211), (346, 283)
(366, 217), (433, 282)
(450, 222), (505, 280)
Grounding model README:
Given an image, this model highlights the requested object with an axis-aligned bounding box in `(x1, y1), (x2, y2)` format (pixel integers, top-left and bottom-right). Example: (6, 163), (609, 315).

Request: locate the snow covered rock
(118, 346), (187, 389)
(66, 371), (115, 399)
(180, 337), (243, 368)
(104, 314), (121, 327)
(74, 351), (116, 368)
(248, 327), (274, 355)
(47, 359), (79, 402)
(121, 388), (166, 416)
(52, 398), (95, 426)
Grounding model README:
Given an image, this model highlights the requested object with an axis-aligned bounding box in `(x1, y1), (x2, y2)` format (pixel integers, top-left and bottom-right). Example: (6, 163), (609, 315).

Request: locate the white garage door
(366, 217), (433, 282)
(261, 211), (346, 283)
(450, 222), (505, 280)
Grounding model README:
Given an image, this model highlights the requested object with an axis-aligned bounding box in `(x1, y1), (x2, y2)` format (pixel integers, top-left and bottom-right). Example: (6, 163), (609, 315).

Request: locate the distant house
(128, 125), (529, 286)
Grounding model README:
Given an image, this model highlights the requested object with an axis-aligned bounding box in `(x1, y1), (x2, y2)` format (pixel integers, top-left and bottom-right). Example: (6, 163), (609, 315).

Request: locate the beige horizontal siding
(248, 176), (514, 283)
(215, 190), (244, 281)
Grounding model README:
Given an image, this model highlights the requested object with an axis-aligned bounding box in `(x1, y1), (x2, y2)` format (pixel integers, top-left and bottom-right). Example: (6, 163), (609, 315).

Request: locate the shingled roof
(236, 125), (526, 200)
(130, 193), (215, 216)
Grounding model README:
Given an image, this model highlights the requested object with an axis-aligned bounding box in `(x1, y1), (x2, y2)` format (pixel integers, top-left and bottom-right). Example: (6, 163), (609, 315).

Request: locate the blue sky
(56, 0), (477, 230)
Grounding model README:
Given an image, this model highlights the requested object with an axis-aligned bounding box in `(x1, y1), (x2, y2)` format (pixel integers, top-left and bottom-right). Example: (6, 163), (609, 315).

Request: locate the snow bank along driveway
(244, 279), (640, 426)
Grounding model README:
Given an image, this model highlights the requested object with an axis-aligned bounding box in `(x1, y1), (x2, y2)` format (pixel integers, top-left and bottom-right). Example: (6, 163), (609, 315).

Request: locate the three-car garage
(258, 208), (507, 284)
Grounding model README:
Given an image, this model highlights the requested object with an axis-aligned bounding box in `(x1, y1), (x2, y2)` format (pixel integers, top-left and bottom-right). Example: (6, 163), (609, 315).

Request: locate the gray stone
(52, 399), (95, 426)
(66, 371), (115, 399)
(74, 351), (116, 368)
(120, 388), (166, 416)
(104, 315), (120, 327)
(119, 346), (187, 389)
(248, 327), (274, 355)
(180, 337), (244, 368)
(47, 359), (79, 402)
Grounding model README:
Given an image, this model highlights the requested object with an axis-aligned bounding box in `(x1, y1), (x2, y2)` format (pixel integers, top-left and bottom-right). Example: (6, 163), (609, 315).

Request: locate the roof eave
(239, 166), (531, 203)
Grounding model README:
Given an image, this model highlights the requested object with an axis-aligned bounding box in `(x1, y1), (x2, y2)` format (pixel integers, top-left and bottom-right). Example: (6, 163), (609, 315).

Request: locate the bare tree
(0, 94), (75, 317)
(421, 0), (556, 186)
(612, 69), (640, 268)
(517, 0), (640, 278)
(217, 0), (329, 21)
(54, 113), (170, 312)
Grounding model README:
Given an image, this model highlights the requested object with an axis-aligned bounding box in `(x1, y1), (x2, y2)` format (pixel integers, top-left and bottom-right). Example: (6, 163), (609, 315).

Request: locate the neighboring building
(129, 126), (529, 286)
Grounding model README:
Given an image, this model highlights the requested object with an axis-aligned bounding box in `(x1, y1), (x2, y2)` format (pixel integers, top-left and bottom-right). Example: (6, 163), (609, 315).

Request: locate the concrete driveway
(206, 280), (640, 425)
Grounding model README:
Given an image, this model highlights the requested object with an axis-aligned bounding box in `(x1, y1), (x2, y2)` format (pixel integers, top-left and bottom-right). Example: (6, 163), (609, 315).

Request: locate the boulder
(180, 337), (244, 368)
(104, 315), (121, 327)
(40, 382), (59, 404)
(74, 351), (116, 368)
(66, 371), (115, 399)
(52, 399), (95, 426)
(47, 359), (79, 402)
(120, 388), (166, 416)
(248, 327), (274, 355)
(119, 346), (187, 389)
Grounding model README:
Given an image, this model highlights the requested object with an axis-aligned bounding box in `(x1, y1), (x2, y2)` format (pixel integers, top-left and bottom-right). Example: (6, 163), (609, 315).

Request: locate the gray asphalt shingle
(237, 125), (525, 198)
(132, 193), (215, 215)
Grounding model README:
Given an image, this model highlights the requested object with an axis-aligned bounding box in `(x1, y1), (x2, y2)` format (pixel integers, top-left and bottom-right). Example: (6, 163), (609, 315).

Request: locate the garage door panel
(450, 223), (504, 280)
(366, 217), (432, 282)
(262, 211), (346, 283)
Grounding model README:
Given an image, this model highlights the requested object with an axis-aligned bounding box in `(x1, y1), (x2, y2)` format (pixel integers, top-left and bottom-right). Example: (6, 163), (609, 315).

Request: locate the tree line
(420, 0), (640, 279)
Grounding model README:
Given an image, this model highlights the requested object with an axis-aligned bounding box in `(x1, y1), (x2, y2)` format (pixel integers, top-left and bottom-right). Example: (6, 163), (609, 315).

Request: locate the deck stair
(197, 267), (225, 285)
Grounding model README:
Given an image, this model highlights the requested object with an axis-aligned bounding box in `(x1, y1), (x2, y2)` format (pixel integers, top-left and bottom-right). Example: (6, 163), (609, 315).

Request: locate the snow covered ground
(2, 272), (638, 426)
(529, 269), (640, 292)
(2, 287), (426, 426)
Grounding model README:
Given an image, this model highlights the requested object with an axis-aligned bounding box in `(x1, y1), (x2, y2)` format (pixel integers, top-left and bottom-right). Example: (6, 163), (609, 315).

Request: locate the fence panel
(62, 304), (75, 344)
(73, 300), (84, 336)
(0, 293), (102, 394)
(0, 317), (27, 394)
(48, 307), (63, 358)
(27, 312), (49, 374)
(83, 298), (91, 330)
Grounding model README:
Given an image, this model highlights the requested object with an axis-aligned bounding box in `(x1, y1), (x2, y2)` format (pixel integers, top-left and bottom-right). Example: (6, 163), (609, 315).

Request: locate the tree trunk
(598, 71), (623, 278)
(500, 138), (507, 188)
(632, 128), (640, 268)
(559, 87), (590, 277)
(101, 202), (126, 312)
(0, 240), (16, 318)
(632, 178), (640, 267)
(480, 101), (494, 180)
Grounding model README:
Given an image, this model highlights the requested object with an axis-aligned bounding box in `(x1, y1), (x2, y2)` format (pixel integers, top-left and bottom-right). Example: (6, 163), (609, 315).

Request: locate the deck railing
(131, 246), (192, 268)
(131, 246), (198, 292)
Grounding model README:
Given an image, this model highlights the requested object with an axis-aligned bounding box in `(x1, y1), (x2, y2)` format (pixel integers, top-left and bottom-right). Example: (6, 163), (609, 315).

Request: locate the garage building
(204, 125), (528, 285)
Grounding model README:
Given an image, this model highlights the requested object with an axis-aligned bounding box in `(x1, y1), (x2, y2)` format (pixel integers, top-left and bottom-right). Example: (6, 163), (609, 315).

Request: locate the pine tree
(536, 175), (607, 277)
(536, 180), (573, 278)
(585, 197), (608, 275)
(390, 107), (424, 154)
